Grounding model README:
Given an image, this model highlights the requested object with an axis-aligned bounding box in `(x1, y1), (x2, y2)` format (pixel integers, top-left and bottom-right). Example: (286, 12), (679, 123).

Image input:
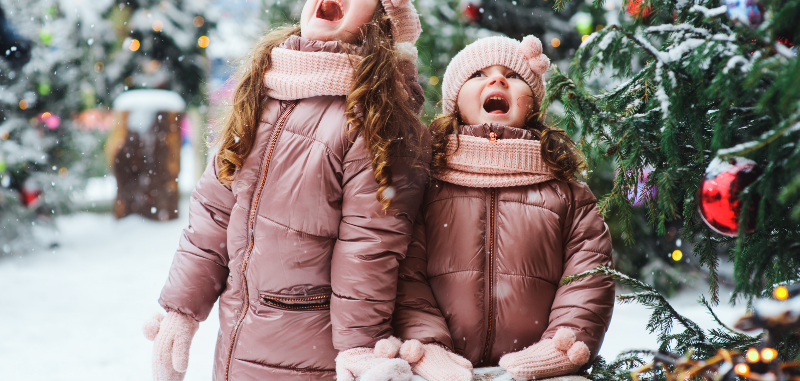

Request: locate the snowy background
(0, 189), (748, 381)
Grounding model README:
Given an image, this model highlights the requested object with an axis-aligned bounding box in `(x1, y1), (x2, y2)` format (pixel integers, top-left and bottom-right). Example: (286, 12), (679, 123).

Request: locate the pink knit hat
(380, 0), (422, 45)
(442, 35), (550, 115)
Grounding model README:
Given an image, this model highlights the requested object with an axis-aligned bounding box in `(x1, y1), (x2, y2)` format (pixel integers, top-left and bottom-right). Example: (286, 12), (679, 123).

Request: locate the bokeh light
(19, 100), (28, 110)
(193, 16), (205, 27)
(129, 39), (140, 51)
(94, 62), (104, 73)
(761, 348), (777, 362)
(671, 250), (682, 261)
(198, 36), (210, 48)
(429, 76), (439, 86)
(550, 38), (561, 47)
(746, 348), (760, 362)
(152, 20), (164, 32)
(774, 285), (789, 300)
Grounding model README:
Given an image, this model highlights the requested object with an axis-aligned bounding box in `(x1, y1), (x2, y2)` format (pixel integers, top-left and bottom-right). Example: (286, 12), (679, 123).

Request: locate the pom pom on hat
(399, 339), (425, 364)
(520, 35), (550, 75)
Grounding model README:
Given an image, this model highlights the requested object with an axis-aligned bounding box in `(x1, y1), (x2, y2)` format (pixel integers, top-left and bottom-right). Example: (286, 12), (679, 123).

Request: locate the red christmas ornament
(627, 0), (653, 19)
(464, 3), (481, 23)
(20, 187), (42, 207)
(697, 157), (761, 236)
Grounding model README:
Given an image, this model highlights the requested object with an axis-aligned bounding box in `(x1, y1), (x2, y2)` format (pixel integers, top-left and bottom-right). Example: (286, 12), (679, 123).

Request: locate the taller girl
(143, 0), (429, 380)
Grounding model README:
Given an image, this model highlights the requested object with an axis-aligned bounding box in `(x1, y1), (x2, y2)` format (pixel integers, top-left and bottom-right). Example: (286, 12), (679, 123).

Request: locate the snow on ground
(0, 198), (748, 381)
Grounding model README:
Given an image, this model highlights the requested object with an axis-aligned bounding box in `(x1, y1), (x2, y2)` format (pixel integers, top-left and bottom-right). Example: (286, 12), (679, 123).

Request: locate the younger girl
(142, 0), (430, 380)
(388, 36), (615, 381)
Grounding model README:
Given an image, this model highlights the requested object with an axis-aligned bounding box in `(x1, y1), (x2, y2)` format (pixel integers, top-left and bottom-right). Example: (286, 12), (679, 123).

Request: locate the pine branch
(563, 265), (707, 344)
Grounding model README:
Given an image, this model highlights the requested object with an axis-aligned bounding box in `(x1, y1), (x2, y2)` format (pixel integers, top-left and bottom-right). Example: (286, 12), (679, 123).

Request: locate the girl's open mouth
(483, 94), (510, 114)
(316, 0), (344, 22)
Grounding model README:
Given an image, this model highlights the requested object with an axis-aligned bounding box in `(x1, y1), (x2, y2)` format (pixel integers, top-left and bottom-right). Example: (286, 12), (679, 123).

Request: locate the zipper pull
(489, 132), (497, 142)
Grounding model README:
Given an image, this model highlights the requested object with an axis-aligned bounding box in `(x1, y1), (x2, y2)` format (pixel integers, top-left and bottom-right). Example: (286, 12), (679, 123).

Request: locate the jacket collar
(456, 123), (535, 141)
(280, 35), (363, 56)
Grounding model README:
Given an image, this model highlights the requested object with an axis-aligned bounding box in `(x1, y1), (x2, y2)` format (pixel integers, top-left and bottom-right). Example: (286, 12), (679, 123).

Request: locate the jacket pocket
(258, 291), (332, 311)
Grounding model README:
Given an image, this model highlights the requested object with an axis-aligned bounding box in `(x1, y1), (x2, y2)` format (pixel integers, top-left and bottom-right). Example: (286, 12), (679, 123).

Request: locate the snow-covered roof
(113, 90), (186, 112)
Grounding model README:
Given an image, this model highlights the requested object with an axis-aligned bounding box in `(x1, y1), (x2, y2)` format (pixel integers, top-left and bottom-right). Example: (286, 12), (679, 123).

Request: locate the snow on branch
(646, 24), (711, 38)
(689, 5), (728, 18)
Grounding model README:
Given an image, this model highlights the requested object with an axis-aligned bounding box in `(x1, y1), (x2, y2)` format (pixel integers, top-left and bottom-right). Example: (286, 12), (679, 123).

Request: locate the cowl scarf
(264, 36), (362, 100)
(433, 123), (556, 188)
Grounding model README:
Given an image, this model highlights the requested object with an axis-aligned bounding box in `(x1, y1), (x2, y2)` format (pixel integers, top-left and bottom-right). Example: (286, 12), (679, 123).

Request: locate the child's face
(456, 65), (534, 128)
(300, 0), (379, 44)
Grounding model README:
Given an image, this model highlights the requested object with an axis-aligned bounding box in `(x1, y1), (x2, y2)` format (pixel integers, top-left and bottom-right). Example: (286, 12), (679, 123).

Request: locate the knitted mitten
(398, 340), (473, 381)
(498, 328), (591, 381)
(143, 311), (200, 381)
(336, 338), (413, 381)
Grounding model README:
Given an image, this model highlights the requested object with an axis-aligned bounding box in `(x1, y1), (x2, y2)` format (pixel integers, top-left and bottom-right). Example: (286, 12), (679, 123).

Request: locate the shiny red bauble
(463, 3), (481, 23)
(698, 157), (761, 236)
(627, 0), (653, 19)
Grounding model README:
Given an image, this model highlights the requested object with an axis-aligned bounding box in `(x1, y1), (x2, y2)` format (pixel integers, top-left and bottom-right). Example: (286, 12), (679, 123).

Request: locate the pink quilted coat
(158, 37), (428, 381)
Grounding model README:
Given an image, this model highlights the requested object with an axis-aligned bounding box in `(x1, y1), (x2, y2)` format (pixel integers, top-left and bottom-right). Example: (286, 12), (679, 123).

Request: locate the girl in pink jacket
(371, 35), (614, 381)
(142, 0), (431, 380)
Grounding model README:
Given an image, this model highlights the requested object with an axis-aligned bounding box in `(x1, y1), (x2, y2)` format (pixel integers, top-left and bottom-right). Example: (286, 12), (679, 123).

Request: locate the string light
(774, 285), (789, 300)
(761, 348), (777, 362)
(735, 363), (750, 376)
(746, 348), (760, 362)
(672, 250), (682, 261)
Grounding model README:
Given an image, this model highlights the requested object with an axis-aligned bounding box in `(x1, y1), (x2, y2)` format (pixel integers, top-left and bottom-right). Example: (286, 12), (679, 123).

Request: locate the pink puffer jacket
(392, 124), (614, 368)
(158, 37), (429, 381)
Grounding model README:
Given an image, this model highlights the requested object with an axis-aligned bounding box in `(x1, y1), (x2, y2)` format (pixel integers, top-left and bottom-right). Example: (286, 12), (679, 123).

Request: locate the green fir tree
(544, 0), (800, 376)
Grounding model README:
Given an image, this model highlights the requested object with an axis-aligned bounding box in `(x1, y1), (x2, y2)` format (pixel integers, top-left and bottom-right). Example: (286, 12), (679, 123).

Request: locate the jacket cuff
(158, 251), (229, 322)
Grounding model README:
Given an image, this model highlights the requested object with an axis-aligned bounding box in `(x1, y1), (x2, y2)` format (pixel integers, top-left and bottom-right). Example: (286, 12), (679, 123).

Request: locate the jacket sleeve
(330, 135), (428, 350)
(391, 209), (454, 349)
(541, 181), (615, 358)
(158, 157), (235, 322)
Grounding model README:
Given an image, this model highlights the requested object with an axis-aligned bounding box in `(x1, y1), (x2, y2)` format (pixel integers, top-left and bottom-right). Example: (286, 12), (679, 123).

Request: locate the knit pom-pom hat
(380, 0), (422, 46)
(442, 35), (550, 115)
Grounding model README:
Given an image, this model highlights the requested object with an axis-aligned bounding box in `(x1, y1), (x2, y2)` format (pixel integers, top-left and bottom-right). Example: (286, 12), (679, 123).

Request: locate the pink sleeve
(542, 182), (615, 358)
(158, 157), (236, 321)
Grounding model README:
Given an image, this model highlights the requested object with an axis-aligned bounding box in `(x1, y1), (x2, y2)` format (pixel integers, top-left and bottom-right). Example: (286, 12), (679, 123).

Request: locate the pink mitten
(399, 340), (473, 381)
(336, 343), (413, 381)
(498, 328), (590, 380)
(143, 311), (200, 381)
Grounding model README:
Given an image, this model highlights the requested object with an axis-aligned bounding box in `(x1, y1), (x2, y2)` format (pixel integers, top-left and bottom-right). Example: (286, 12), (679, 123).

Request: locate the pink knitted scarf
(433, 124), (555, 188)
(264, 36), (362, 100)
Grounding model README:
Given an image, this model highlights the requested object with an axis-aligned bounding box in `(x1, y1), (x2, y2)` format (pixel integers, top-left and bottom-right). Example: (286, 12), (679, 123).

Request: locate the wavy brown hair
(429, 102), (587, 182)
(215, 7), (421, 211)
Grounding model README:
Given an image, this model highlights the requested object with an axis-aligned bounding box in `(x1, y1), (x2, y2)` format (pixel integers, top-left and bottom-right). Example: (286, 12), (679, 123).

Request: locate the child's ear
(519, 36), (550, 75)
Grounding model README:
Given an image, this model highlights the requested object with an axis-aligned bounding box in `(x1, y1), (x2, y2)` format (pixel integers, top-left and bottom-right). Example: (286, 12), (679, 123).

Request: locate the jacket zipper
(260, 293), (332, 311)
(482, 188), (497, 363)
(261, 296), (331, 311)
(225, 101), (298, 381)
